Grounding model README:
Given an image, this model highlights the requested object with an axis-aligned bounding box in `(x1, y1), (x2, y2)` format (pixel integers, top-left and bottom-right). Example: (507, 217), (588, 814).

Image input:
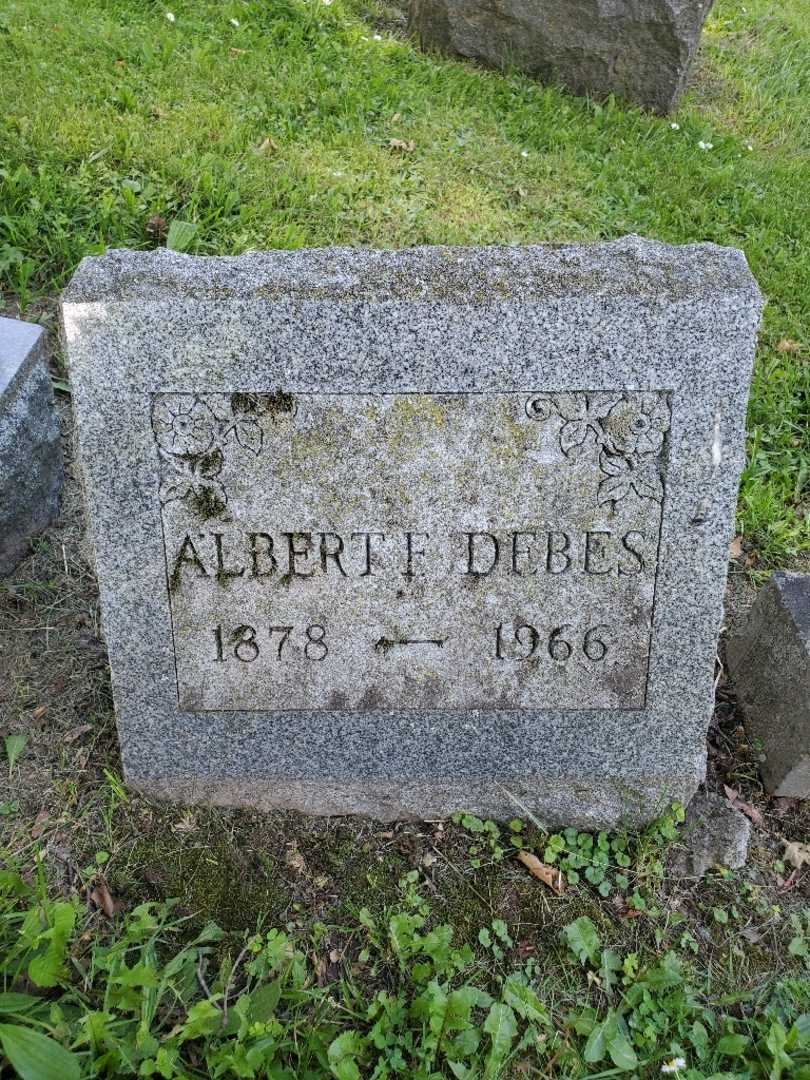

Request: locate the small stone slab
(61, 237), (762, 824)
(670, 790), (750, 878)
(0, 316), (63, 576)
(406, 0), (713, 113)
(728, 572), (810, 798)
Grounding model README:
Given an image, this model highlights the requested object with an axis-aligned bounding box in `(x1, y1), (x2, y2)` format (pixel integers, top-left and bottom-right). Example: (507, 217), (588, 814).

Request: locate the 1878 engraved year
(153, 391), (670, 712)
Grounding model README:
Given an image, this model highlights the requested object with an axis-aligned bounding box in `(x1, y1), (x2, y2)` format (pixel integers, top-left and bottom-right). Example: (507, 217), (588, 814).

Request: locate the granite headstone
(0, 316), (64, 576)
(406, 0), (714, 114)
(61, 237), (762, 825)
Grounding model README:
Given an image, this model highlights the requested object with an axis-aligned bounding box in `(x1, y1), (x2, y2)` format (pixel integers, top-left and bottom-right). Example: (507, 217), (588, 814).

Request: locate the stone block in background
(0, 316), (64, 576)
(62, 238), (761, 825)
(728, 572), (810, 797)
(406, 0), (714, 114)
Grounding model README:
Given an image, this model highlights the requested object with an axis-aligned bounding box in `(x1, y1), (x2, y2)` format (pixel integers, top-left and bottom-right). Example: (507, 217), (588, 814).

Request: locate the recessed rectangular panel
(155, 390), (669, 711)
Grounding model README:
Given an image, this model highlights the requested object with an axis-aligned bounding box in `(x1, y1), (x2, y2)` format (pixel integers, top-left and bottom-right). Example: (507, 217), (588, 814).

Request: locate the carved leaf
(552, 393), (585, 421)
(599, 451), (629, 477)
(588, 392), (621, 418)
(232, 418), (263, 455)
(597, 475), (631, 506)
(191, 479), (228, 517)
(559, 420), (591, 456)
(159, 478), (192, 504)
(195, 447), (224, 479)
(630, 470), (664, 503)
(158, 447), (194, 475)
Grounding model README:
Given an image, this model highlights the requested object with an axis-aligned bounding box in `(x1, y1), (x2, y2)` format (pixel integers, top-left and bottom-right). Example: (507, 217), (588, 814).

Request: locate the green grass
(0, 0), (808, 560)
(3, 808), (810, 1080)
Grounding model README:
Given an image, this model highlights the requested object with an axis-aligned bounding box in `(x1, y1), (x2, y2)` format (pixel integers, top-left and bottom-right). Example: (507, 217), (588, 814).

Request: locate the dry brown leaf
(729, 535), (743, 560)
(146, 214), (168, 240)
(783, 840), (810, 869)
(64, 724), (93, 743)
(611, 893), (644, 920)
(723, 784), (763, 826)
(388, 138), (415, 153)
(285, 844), (306, 873)
(391, 112), (402, 123)
(257, 136), (278, 154)
(31, 705), (48, 721)
(89, 879), (116, 918)
(172, 811), (196, 834)
(778, 868), (800, 891)
(31, 809), (50, 840)
(736, 799), (764, 827)
(229, 46), (247, 56)
(312, 953), (328, 986)
(516, 850), (565, 894)
(776, 338), (801, 353)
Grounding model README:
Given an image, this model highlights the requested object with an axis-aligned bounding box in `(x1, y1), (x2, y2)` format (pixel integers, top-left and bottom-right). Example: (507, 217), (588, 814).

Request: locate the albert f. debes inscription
(62, 239), (763, 825)
(155, 390), (669, 712)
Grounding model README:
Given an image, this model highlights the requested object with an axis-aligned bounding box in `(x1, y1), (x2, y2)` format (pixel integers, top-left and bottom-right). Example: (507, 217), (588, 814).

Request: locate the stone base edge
(127, 773), (703, 828)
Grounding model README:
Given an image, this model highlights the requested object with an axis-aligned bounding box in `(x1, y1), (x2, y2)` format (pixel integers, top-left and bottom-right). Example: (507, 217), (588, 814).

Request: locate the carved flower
(152, 395), (216, 455)
(158, 445), (226, 507)
(602, 394), (669, 456)
(598, 450), (664, 506)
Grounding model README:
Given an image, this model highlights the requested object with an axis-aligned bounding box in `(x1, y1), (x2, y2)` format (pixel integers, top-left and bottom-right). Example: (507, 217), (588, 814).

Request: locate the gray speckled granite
(61, 237), (763, 825)
(727, 572), (810, 797)
(0, 316), (64, 576)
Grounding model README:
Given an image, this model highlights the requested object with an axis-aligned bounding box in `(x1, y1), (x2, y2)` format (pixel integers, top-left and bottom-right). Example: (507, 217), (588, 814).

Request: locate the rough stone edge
(772, 571), (810, 645)
(131, 774), (700, 827)
(726, 572), (810, 693)
(0, 318), (63, 577)
(62, 237), (762, 307)
(670, 788), (751, 879)
(727, 571), (810, 797)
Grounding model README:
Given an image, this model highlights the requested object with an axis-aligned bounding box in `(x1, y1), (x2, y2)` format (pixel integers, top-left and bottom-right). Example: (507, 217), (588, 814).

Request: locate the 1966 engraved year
(494, 623), (609, 662)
